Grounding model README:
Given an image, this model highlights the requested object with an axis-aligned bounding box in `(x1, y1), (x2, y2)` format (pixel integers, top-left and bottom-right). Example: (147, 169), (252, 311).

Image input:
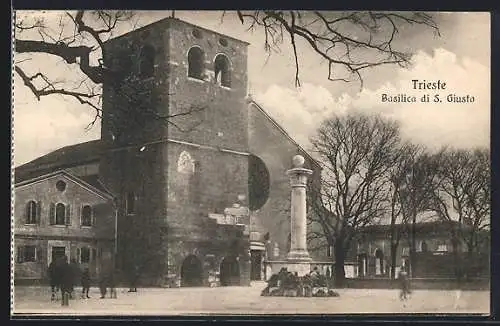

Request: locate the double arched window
(187, 47), (232, 88)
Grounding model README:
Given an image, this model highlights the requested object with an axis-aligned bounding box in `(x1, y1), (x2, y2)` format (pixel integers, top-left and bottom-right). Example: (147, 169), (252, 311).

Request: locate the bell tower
(99, 17), (250, 285)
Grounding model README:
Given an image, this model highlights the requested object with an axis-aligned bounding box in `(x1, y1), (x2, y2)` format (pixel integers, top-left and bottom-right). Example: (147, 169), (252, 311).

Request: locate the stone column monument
(285, 154), (313, 276)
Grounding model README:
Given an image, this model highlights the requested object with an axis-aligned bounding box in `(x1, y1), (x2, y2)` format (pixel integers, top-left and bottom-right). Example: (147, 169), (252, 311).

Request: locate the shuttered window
(81, 205), (92, 227)
(50, 203), (71, 226)
(80, 247), (91, 263)
(25, 201), (37, 224)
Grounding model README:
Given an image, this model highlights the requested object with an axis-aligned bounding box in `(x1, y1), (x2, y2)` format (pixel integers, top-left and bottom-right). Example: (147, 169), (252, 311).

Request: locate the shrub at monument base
(261, 268), (340, 297)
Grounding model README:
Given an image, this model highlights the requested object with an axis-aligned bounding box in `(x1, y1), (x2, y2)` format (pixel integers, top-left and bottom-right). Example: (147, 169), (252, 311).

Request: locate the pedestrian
(48, 258), (60, 301)
(98, 272), (108, 299)
(398, 266), (411, 302)
(108, 268), (117, 298)
(128, 264), (139, 292)
(69, 259), (81, 299)
(81, 267), (91, 299)
(59, 256), (72, 303)
(99, 265), (117, 299)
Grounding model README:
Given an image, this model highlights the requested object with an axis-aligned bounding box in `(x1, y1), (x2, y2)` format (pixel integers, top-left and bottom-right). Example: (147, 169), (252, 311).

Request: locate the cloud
(13, 80), (100, 166)
(255, 48), (490, 152)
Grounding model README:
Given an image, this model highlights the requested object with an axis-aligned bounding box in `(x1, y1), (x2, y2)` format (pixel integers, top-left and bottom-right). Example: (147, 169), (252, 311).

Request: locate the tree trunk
(334, 243), (346, 287)
(390, 243), (398, 279)
(410, 211), (417, 278)
(451, 234), (461, 284)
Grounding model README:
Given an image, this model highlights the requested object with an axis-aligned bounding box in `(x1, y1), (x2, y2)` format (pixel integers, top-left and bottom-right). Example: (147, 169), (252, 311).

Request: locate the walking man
(81, 267), (91, 299)
(69, 259), (81, 299)
(48, 258), (60, 301)
(398, 266), (411, 303)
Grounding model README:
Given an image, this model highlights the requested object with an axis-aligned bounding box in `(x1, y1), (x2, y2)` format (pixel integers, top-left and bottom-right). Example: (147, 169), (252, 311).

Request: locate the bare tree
(431, 148), (490, 280)
(15, 11), (439, 127)
(385, 142), (423, 279)
(14, 10), (205, 132)
(397, 149), (443, 278)
(309, 113), (401, 286)
(230, 11), (439, 87)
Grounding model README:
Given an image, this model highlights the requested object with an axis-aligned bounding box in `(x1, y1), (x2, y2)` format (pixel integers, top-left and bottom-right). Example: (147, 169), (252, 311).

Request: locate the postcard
(11, 10), (490, 316)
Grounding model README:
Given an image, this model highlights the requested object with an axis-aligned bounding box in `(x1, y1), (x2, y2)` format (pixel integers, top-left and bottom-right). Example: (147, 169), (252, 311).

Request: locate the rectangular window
(327, 245), (333, 257)
(80, 247), (91, 264)
(126, 192), (135, 215)
(17, 245), (37, 263)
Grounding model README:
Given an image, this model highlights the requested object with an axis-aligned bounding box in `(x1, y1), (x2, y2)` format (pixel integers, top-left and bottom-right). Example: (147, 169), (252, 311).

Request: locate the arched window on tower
(177, 151), (196, 201)
(177, 151), (195, 175)
(214, 54), (231, 88)
(187, 47), (204, 80)
(138, 45), (155, 78)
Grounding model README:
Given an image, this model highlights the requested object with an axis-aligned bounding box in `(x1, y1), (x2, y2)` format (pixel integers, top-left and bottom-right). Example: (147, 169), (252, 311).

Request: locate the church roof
(14, 140), (102, 183)
(247, 98), (322, 170)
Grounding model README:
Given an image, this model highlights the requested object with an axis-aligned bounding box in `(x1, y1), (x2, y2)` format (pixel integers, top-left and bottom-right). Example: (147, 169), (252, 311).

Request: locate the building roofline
(14, 170), (114, 201)
(104, 16), (250, 47)
(14, 139), (101, 170)
(247, 99), (322, 170)
(16, 158), (100, 175)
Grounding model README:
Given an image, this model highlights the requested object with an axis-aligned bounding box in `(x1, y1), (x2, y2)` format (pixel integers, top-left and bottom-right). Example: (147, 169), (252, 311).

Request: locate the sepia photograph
(11, 10), (490, 316)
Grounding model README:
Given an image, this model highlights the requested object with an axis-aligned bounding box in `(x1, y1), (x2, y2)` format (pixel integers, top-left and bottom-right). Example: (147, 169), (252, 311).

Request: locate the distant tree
(14, 10), (439, 126)
(431, 148), (490, 279)
(309, 113), (401, 286)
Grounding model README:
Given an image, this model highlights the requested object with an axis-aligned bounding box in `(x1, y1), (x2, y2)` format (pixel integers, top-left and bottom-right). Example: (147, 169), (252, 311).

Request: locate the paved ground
(12, 282), (490, 316)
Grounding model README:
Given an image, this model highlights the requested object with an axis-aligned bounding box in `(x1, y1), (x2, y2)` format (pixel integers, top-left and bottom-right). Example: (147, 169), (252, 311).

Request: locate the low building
(354, 220), (490, 279)
(13, 170), (115, 285)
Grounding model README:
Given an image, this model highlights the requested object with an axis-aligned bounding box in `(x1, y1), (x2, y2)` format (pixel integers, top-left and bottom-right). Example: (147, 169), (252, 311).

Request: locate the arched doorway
(375, 249), (384, 275)
(181, 255), (203, 287)
(220, 256), (240, 286)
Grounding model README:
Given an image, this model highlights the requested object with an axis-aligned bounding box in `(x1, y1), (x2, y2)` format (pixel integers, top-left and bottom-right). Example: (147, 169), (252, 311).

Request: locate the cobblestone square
(12, 282), (490, 316)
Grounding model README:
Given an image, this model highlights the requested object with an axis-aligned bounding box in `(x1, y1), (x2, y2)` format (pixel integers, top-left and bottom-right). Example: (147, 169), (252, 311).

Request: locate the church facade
(14, 17), (323, 287)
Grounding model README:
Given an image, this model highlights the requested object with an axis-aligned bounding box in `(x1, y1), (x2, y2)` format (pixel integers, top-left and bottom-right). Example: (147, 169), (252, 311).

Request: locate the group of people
(48, 256), (91, 301)
(48, 255), (120, 301)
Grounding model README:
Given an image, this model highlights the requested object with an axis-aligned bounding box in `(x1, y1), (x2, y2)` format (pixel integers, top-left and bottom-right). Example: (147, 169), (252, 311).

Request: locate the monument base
(287, 249), (312, 262)
(283, 261), (312, 276)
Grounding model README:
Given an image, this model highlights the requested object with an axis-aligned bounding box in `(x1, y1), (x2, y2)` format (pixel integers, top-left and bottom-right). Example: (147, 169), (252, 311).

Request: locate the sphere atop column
(292, 155), (305, 168)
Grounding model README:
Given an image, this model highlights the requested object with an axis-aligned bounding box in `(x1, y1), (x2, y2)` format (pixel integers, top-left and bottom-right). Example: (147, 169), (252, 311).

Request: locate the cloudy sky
(13, 11), (490, 167)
